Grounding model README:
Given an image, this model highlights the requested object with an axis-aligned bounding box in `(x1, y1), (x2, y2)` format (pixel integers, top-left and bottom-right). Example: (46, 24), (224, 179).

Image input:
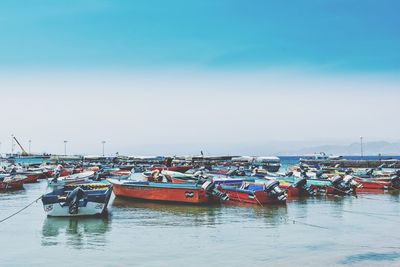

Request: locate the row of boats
(1, 158), (399, 217)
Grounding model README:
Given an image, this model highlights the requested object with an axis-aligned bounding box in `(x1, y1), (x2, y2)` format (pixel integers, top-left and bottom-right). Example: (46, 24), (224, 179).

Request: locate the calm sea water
(1, 159), (400, 267)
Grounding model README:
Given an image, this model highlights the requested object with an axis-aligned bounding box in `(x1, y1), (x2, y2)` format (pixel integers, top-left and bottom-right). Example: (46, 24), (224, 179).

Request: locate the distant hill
(279, 141), (400, 156)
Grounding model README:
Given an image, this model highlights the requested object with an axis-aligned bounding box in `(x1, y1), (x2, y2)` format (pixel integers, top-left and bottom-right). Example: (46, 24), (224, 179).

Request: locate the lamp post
(102, 141), (106, 156)
(64, 140), (68, 156)
(360, 136), (364, 159)
(28, 140), (31, 155)
(11, 134), (14, 154)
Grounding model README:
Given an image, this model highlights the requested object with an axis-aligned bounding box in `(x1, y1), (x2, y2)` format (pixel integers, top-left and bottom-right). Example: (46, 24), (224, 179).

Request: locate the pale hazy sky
(1, 70), (399, 155)
(1, 1), (399, 155)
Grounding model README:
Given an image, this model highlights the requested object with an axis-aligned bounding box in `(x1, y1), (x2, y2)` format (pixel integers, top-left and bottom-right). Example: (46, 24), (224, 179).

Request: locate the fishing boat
(0, 175), (26, 190)
(258, 177), (316, 198)
(106, 170), (132, 179)
(148, 164), (193, 173)
(17, 171), (42, 183)
(219, 180), (287, 205)
(108, 179), (228, 204)
(47, 171), (95, 187)
(41, 181), (112, 217)
(161, 171), (198, 184)
(352, 174), (400, 191)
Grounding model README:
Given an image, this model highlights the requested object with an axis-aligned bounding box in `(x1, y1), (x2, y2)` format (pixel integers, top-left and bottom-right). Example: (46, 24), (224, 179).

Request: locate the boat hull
(42, 187), (112, 217)
(0, 180), (24, 190)
(43, 201), (109, 217)
(111, 182), (212, 204)
(22, 174), (41, 183)
(219, 186), (286, 205)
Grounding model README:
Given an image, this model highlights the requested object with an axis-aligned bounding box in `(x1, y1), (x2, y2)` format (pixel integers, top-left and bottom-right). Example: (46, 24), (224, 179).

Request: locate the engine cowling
(329, 175), (354, 195)
(264, 180), (286, 202)
(391, 175), (400, 189)
(292, 177), (316, 196)
(64, 187), (87, 214)
(201, 181), (229, 201)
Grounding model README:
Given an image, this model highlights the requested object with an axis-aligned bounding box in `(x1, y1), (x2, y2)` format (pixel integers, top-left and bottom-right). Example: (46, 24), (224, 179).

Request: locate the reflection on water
(112, 197), (288, 228)
(3, 163), (400, 267)
(41, 217), (111, 249)
(112, 197), (222, 227)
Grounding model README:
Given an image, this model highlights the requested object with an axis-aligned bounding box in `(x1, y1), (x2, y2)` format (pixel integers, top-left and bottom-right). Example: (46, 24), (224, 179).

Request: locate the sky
(0, 0), (399, 155)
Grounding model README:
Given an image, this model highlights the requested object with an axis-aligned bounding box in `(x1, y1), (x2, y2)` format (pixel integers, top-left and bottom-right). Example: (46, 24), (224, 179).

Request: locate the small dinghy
(41, 181), (112, 217)
(47, 171), (95, 187)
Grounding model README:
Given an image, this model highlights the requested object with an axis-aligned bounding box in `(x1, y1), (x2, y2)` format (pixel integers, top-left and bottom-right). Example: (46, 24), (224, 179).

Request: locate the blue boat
(41, 181), (112, 217)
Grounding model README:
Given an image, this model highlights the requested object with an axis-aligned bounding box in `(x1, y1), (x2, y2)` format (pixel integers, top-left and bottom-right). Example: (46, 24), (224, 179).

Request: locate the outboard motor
(51, 169), (61, 183)
(329, 175), (353, 195)
(64, 187), (87, 214)
(390, 175), (400, 189)
(365, 169), (374, 177)
(201, 181), (229, 201)
(10, 167), (17, 175)
(292, 177), (316, 196)
(264, 180), (286, 202)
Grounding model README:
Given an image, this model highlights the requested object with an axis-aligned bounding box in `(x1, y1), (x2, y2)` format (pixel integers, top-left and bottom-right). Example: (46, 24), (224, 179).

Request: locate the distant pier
(300, 159), (400, 168)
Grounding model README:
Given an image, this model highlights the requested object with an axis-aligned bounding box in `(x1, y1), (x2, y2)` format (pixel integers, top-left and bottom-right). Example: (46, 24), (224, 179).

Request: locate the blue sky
(1, 0), (399, 72)
(0, 1), (399, 155)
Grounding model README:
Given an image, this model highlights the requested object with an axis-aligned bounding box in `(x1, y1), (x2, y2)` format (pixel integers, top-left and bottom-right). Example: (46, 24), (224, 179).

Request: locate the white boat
(41, 182), (112, 217)
(47, 171), (95, 187)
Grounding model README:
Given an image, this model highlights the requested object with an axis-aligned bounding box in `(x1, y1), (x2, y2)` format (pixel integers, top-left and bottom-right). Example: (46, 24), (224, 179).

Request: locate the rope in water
(342, 209), (399, 217)
(287, 217), (329, 230)
(0, 195), (42, 224)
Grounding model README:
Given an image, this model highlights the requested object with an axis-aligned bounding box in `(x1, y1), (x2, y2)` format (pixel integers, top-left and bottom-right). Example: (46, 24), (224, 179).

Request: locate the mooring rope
(342, 209), (399, 217)
(0, 195), (42, 224)
(279, 215), (329, 230)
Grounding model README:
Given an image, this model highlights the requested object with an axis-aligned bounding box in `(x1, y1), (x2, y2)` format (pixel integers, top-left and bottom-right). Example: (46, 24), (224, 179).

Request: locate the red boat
(108, 179), (227, 204)
(149, 165), (193, 173)
(0, 175), (25, 190)
(108, 170), (132, 179)
(219, 181), (287, 205)
(356, 180), (390, 190)
(19, 173), (41, 183)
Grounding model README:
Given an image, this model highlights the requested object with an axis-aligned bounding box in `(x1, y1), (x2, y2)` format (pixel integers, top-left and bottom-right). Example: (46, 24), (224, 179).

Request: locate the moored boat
(219, 180), (287, 205)
(108, 179), (228, 204)
(17, 171), (41, 183)
(149, 164), (193, 173)
(0, 175), (26, 190)
(47, 171), (95, 187)
(41, 181), (112, 217)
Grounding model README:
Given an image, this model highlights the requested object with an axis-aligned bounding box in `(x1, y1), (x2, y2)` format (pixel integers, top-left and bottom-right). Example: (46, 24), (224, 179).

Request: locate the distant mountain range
(278, 141), (400, 156)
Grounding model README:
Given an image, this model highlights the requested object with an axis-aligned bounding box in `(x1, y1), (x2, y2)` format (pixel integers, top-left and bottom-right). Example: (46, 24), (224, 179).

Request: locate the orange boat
(108, 179), (227, 204)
